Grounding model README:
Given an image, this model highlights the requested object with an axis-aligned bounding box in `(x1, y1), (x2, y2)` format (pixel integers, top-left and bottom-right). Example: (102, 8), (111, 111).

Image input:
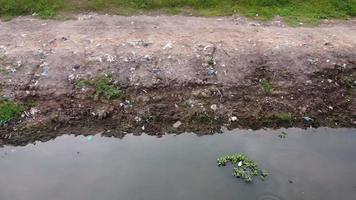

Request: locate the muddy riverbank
(0, 14), (355, 146)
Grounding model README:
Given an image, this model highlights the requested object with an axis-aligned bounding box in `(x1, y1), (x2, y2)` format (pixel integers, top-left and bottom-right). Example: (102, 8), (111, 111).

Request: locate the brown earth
(0, 14), (355, 146)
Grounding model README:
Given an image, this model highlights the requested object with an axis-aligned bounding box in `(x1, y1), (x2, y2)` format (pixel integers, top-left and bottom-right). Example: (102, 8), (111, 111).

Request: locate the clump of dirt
(0, 15), (355, 146)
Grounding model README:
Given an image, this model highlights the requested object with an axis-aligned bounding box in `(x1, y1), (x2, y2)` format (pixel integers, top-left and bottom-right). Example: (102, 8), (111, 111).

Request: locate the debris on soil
(207, 67), (217, 76)
(173, 121), (182, 128)
(163, 42), (173, 50)
(210, 104), (218, 111)
(278, 131), (287, 138)
(303, 117), (314, 123)
(229, 116), (238, 122)
(217, 153), (268, 183)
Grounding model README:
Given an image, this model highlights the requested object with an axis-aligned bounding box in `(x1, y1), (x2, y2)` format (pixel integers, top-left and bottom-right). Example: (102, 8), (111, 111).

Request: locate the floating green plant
(217, 153), (268, 183)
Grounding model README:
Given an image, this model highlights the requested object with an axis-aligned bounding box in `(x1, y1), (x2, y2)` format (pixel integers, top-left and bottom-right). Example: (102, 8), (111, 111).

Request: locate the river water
(0, 128), (355, 200)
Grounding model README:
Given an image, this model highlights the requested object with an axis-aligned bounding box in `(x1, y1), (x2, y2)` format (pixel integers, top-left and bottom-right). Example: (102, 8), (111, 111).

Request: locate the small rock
(73, 64), (80, 70)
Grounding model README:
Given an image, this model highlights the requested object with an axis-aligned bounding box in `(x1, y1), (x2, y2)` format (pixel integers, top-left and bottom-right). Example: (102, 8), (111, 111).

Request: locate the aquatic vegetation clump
(217, 153), (268, 183)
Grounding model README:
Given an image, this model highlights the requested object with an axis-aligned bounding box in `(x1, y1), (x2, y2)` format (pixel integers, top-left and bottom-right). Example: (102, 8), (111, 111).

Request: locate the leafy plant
(217, 153), (268, 183)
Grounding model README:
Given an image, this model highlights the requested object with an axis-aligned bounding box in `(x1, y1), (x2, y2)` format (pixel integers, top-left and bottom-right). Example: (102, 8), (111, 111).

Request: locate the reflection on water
(0, 128), (356, 200)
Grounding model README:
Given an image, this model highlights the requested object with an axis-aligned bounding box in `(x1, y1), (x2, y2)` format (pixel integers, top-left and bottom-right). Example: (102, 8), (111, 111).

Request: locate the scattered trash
(152, 68), (161, 75)
(142, 55), (151, 62)
(303, 116), (314, 123)
(210, 104), (217, 111)
(128, 40), (150, 47)
(40, 62), (49, 77)
(307, 58), (319, 65)
(207, 67), (217, 76)
(173, 121), (182, 128)
(163, 42), (173, 50)
(229, 116), (238, 122)
(142, 126), (145, 131)
(134, 116), (142, 122)
(78, 15), (94, 21)
(106, 54), (116, 63)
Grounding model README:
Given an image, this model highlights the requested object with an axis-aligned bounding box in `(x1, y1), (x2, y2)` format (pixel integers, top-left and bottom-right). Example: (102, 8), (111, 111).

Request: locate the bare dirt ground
(0, 14), (355, 145)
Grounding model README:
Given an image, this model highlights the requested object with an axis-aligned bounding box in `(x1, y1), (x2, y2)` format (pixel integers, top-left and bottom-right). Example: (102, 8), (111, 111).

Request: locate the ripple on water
(258, 192), (283, 200)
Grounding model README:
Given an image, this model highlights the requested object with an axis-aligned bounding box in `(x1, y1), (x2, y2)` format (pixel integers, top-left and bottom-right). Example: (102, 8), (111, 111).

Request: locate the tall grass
(0, 0), (355, 23)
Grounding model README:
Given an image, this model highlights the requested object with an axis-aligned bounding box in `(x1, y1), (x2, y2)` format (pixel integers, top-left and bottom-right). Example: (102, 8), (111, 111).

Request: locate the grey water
(0, 128), (356, 200)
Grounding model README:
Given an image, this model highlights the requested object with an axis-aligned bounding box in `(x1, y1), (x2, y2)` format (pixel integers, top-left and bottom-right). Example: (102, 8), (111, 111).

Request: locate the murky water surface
(1, 128), (356, 200)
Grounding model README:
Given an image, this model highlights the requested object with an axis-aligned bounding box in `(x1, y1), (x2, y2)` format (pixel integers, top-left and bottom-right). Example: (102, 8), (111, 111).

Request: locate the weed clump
(0, 98), (23, 125)
(75, 76), (123, 101)
(217, 153), (268, 183)
(260, 78), (272, 94)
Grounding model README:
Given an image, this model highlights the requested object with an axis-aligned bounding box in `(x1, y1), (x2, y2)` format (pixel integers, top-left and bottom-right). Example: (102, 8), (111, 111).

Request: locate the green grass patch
(261, 112), (292, 125)
(260, 78), (272, 94)
(0, 0), (355, 24)
(0, 98), (23, 124)
(218, 153), (268, 183)
(75, 76), (123, 101)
